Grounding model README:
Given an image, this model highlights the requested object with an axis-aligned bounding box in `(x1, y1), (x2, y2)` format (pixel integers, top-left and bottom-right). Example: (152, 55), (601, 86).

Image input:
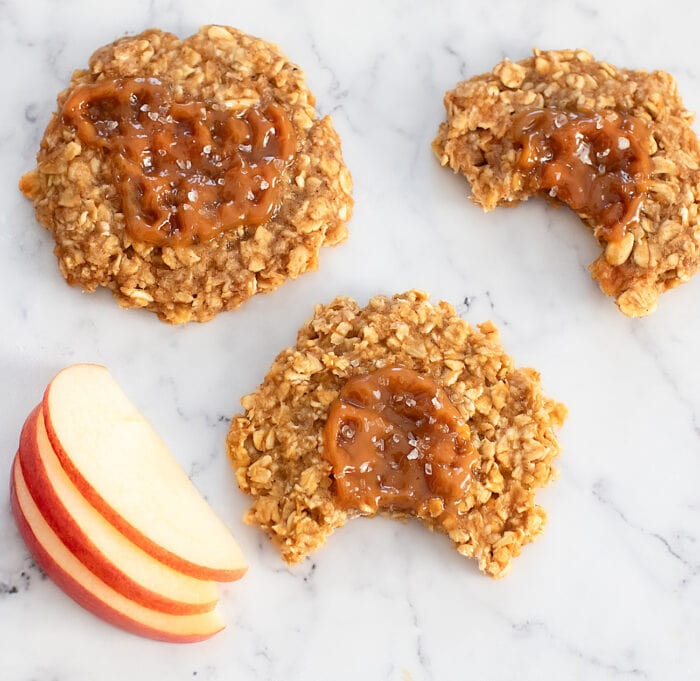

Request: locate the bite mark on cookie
(433, 48), (700, 317)
(227, 291), (566, 578)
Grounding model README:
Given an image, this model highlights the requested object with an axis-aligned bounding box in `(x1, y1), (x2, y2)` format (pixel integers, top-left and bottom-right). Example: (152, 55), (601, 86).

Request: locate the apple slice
(43, 364), (246, 582)
(10, 456), (225, 643)
(19, 405), (219, 615)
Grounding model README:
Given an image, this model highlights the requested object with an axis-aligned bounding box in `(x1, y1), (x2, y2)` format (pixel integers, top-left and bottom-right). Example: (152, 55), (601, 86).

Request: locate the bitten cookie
(21, 26), (353, 323)
(433, 49), (700, 317)
(228, 291), (566, 578)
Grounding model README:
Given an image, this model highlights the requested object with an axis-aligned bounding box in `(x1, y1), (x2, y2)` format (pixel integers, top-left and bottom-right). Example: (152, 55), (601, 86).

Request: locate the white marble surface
(1, 0), (700, 678)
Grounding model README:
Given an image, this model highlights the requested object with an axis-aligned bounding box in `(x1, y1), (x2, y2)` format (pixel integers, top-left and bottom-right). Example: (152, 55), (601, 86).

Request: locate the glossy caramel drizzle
(61, 77), (296, 247)
(511, 108), (653, 242)
(323, 367), (478, 516)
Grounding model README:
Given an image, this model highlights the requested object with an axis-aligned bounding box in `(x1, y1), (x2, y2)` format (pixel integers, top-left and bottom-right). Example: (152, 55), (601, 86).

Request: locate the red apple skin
(19, 406), (217, 616)
(10, 456), (223, 644)
(42, 374), (245, 583)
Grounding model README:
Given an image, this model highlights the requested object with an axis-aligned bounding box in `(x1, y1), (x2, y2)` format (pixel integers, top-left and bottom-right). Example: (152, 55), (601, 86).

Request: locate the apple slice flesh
(19, 405), (218, 615)
(10, 456), (225, 643)
(43, 364), (247, 582)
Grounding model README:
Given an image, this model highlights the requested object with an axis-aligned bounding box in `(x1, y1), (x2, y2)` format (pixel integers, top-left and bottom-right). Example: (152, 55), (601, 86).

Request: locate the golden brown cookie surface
(21, 26), (353, 323)
(227, 291), (566, 578)
(433, 49), (700, 317)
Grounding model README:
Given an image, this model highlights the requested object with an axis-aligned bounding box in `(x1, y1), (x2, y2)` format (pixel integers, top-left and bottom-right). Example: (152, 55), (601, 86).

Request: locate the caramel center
(62, 77), (296, 247)
(323, 366), (478, 516)
(511, 108), (652, 242)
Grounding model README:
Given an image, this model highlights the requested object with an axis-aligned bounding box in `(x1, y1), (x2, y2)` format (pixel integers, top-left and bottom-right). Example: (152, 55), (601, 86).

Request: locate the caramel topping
(61, 77), (296, 247)
(511, 108), (652, 242)
(323, 367), (477, 516)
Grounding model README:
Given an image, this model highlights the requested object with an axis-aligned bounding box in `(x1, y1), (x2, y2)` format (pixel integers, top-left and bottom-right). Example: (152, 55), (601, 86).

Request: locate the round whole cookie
(20, 26), (353, 323)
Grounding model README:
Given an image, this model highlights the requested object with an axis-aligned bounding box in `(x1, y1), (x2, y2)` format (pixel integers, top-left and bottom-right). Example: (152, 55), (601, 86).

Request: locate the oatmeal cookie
(227, 291), (566, 578)
(20, 26), (353, 323)
(433, 49), (700, 317)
